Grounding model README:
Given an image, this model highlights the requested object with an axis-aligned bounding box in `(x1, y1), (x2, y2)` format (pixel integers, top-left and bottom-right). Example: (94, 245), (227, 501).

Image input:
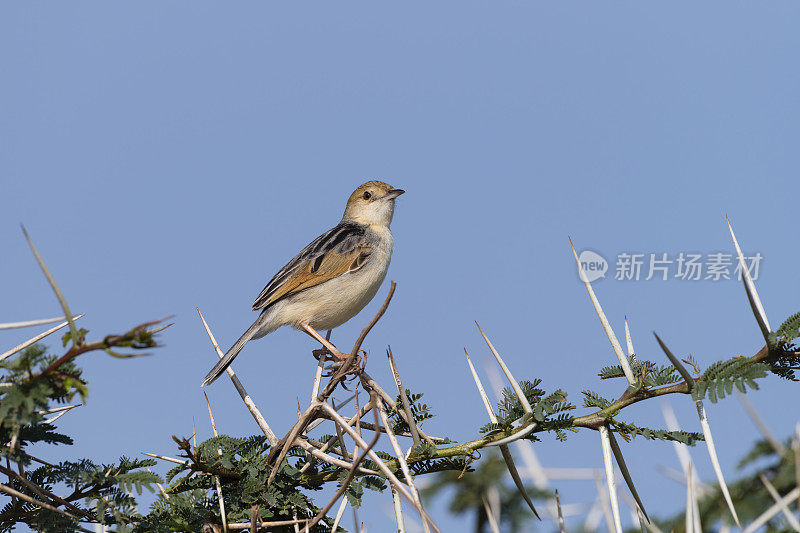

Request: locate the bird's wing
(252, 222), (373, 311)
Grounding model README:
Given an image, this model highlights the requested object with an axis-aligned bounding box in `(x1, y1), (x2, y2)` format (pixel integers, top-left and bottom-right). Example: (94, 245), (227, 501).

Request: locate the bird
(201, 180), (404, 386)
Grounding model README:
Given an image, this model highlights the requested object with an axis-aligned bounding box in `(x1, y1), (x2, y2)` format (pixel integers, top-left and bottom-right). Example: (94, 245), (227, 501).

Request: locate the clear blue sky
(2, 2), (799, 531)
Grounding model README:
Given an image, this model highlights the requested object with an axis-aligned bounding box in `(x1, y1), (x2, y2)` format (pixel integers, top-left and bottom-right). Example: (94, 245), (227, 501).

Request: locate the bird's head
(342, 180), (404, 227)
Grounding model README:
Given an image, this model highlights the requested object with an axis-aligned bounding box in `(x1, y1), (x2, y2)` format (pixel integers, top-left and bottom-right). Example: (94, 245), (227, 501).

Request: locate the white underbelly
(271, 250), (390, 331)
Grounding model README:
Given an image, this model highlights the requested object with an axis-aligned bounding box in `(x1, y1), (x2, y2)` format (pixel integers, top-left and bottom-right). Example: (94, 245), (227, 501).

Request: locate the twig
(695, 399), (740, 527)
(757, 472), (800, 531)
(660, 402), (692, 475)
(320, 401), (440, 532)
(465, 349), (540, 518)
(727, 217), (771, 337)
(225, 518), (310, 530)
(481, 494), (501, 533)
(305, 394), (381, 531)
(314, 412), (443, 442)
(21, 226), (79, 346)
(0, 482), (87, 527)
(270, 284), (397, 472)
(593, 472), (616, 533)
(569, 237), (636, 384)
(311, 355), (326, 402)
(0, 463), (92, 520)
(476, 323), (532, 412)
(599, 426), (623, 533)
(204, 392), (227, 533)
(350, 281), (396, 359)
(620, 491), (664, 533)
(360, 370), (441, 447)
(250, 504), (258, 533)
(555, 489), (566, 533)
(794, 424), (800, 514)
(653, 333), (695, 389)
(606, 429), (649, 522)
(387, 346), (421, 448)
(39, 404), (82, 416)
(43, 404), (81, 424)
(383, 336), (768, 465)
(737, 391), (786, 455)
(376, 397), (431, 533)
(624, 317), (635, 361)
(197, 308), (279, 446)
(742, 488), (800, 533)
(332, 399), (352, 461)
(0, 315), (86, 362)
(351, 389), (364, 532)
(331, 498), (347, 533)
(299, 402), (373, 474)
(392, 485), (406, 533)
(306, 392), (357, 433)
(301, 437), (346, 460)
(141, 452), (188, 466)
(146, 468), (169, 501)
(37, 317), (171, 378)
(0, 316), (71, 330)
(267, 401), (323, 485)
(688, 463), (701, 533)
(330, 495), (349, 532)
(298, 437), (379, 475)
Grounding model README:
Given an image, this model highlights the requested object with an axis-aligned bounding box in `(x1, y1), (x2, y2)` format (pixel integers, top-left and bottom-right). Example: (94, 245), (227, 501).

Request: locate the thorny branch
(11, 223), (794, 530)
(36, 317), (172, 378)
(181, 264), (798, 533)
(394, 341), (779, 467)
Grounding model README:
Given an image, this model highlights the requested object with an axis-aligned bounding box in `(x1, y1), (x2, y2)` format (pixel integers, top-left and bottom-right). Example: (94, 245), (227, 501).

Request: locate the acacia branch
(383, 341), (775, 468)
(36, 317), (171, 378)
(305, 393), (381, 531)
(0, 463), (92, 521)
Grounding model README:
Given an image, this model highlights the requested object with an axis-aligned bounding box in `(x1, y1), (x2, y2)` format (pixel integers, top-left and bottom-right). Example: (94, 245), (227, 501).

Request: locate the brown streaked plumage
(201, 180), (404, 386)
(251, 222), (372, 311)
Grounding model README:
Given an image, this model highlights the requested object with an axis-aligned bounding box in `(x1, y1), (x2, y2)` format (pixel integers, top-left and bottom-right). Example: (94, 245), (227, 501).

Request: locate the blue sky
(2, 2), (799, 531)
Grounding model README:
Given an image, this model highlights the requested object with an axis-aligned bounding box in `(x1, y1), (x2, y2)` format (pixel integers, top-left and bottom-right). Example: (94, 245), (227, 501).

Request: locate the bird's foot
(312, 347), (331, 361)
(330, 349), (350, 362)
(312, 347), (350, 362)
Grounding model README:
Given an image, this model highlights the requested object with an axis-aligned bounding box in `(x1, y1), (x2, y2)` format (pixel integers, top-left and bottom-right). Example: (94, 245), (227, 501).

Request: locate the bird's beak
(384, 189), (405, 200)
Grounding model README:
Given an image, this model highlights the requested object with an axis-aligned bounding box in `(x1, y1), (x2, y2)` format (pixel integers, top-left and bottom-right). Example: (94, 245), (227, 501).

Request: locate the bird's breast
(274, 232), (393, 332)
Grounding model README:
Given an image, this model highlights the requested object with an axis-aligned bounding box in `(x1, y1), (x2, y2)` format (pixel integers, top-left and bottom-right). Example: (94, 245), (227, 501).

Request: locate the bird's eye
(363, 191), (372, 200)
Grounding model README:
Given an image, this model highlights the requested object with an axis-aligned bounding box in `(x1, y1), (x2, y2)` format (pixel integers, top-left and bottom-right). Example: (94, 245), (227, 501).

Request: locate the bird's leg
(311, 330), (334, 360)
(302, 324), (348, 361)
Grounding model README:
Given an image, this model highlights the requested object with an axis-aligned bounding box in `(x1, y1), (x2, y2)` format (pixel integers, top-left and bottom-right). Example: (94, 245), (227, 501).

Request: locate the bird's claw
(312, 347), (350, 362)
(312, 347), (331, 361)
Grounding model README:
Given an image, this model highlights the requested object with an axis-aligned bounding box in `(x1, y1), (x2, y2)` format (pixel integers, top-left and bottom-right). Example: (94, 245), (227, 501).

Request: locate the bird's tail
(201, 319), (263, 387)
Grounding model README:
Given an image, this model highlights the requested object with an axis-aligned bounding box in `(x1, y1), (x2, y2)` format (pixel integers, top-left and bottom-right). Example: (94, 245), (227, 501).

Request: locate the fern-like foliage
(387, 389), (434, 436)
(767, 355), (800, 381)
(765, 311), (800, 381)
(409, 457), (469, 476)
(774, 311), (800, 343)
(0, 320), (164, 532)
(692, 357), (769, 403)
(479, 380), (576, 441)
(147, 432), (387, 532)
(581, 390), (613, 409)
(611, 421), (703, 446)
(598, 356), (681, 388)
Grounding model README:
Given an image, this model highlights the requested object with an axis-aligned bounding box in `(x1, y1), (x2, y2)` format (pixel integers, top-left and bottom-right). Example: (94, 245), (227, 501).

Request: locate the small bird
(201, 181), (404, 386)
